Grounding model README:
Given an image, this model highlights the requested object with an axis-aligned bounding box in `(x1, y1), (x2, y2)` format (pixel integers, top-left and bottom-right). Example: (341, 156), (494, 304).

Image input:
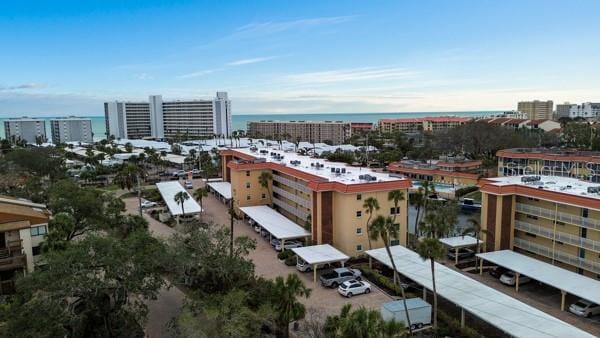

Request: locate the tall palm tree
(388, 189), (405, 223)
(412, 187), (425, 243)
(461, 217), (493, 269)
(174, 191), (190, 224)
(114, 163), (144, 216)
(415, 237), (445, 329)
(362, 197), (380, 250)
(258, 171), (273, 205)
(369, 215), (413, 335)
(271, 274), (312, 338)
(193, 187), (208, 220)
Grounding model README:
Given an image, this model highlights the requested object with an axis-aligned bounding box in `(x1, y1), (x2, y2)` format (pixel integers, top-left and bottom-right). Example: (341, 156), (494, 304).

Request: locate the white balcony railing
(273, 197), (310, 221)
(514, 237), (600, 275)
(272, 186), (311, 209)
(515, 220), (600, 253)
(515, 203), (600, 231)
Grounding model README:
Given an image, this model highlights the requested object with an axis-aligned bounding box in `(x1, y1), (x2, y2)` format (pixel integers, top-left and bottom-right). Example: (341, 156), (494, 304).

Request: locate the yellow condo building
(479, 176), (600, 279)
(220, 146), (411, 256)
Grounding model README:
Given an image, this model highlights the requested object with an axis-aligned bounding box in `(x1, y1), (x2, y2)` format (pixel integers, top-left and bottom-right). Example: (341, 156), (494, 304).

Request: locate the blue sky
(1, 0), (600, 116)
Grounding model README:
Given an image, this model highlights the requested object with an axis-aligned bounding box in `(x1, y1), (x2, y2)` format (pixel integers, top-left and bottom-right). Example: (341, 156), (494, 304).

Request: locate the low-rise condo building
(0, 196), (50, 294)
(220, 146), (411, 256)
(479, 175), (600, 279)
(497, 148), (600, 182)
(246, 120), (351, 144)
(378, 116), (472, 134)
(387, 158), (482, 186)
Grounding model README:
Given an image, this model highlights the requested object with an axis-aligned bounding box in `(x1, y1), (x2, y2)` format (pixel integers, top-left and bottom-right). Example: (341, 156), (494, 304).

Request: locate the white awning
(292, 244), (349, 265)
(207, 181), (232, 200)
(477, 250), (600, 305)
(156, 181), (202, 216)
(239, 205), (310, 240)
(366, 245), (594, 338)
(439, 235), (481, 249)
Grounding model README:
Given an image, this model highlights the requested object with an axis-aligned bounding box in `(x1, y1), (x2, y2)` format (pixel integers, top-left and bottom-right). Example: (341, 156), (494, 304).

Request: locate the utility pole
(136, 173), (142, 217)
(229, 198), (235, 256)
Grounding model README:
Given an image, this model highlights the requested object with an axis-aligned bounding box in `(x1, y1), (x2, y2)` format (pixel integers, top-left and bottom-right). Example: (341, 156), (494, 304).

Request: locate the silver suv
(319, 267), (362, 288)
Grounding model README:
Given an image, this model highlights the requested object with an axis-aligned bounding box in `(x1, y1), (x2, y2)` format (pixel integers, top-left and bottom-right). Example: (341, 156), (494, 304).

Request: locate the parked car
(191, 169), (200, 175)
(141, 199), (157, 208)
(569, 299), (600, 318)
(489, 266), (509, 279)
(499, 271), (531, 286)
(254, 224), (261, 233)
(184, 181), (193, 189)
(338, 280), (371, 298)
(261, 229), (269, 238)
(447, 248), (475, 261)
(275, 240), (303, 251)
(172, 170), (186, 178)
(320, 267), (362, 288)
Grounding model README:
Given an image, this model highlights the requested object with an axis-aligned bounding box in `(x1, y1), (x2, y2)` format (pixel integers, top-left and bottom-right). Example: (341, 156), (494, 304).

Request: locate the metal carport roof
(366, 245), (594, 338)
(291, 244), (349, 265)
(156, 181), (202, 216)
(207, 181), (232, 200)
(239, 205), (310, 240)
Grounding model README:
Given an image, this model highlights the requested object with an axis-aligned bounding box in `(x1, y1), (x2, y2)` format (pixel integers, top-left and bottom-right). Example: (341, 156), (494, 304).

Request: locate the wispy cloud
(285, 66), (418, 84)
(227, 56), (277, 66)
(133, 73), (153, 80)
(0, 82), (47, 91)
(234, 15), (356, 36)
(176, 68), (222, 79)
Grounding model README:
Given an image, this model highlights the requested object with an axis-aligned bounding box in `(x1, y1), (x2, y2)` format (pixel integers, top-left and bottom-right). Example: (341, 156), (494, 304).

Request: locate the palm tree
(369, 215), (413, 335)
(412, 187), (425, 243)
(174, 191), (190, 224)
(193, 187), (208, 220)
(415, 237), (445, 329)
(324, 304), (406, 338)
(271, 274), (312, 338)
(114, 163), (144, 216)
(388, 189), (405, 223)
(258, 171), (273, 205)
(362, 197), (380, 250)
(461, 217), (493, 269)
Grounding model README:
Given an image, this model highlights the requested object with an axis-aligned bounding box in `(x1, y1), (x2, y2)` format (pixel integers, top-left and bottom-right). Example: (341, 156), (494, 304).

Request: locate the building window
(246, 171), (250, 177)
(30, 225), (47, 237)
(261, 193), (266, 199)
(356, 194), (362, 201)
(356, 211), (362, 218)
(356, 244), (363, 252)
(582, 208), (589, 218)
(525, 233), (537, 238)
(356, 228), (362, 235)
(246, 195), (251, 200)
(32, 246), (41, 256)
(246, 182), (251, 188)
(390, 207), (400, 215)
(390, 239), (400, 246)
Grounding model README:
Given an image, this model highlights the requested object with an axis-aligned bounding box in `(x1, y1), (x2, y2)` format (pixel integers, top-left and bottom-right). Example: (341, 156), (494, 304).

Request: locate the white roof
(115, 139), (171, 150)
(162, 153), (186, 164)
(207, 181), (232, 200)
(239, 205), (310, 240)
(291, 244), (349, 265)
(439, 235), (481, 249)
(233, 146), (406, 185)
(484, 175), (600, 201)
(477, 250), (600, 305)
(366, 245), (594, 338)
(156, 181), (202, 216)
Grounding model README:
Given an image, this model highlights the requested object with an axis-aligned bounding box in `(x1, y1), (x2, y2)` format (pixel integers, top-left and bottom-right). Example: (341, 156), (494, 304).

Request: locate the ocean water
(0, 111), (500, 140)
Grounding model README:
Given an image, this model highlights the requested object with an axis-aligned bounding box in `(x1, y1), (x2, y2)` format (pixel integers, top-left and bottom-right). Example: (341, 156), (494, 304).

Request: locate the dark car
(489, 266), (509, 279)
(447, 248), (475, 261)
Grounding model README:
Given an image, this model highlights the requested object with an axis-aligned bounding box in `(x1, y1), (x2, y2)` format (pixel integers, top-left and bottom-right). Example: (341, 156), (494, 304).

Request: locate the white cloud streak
(176, 68), (222, 79)
(0, 82), (47, 91)
(285, 67), (418, 84)
(234, 16), (356, 36)
(227, 56), (277, 66)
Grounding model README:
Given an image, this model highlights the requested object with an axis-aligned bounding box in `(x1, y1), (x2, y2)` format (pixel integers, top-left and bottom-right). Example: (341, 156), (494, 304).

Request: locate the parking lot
(448, 259), (600, 336)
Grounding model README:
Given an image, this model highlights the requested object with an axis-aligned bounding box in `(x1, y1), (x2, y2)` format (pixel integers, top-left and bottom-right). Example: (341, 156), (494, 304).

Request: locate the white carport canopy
(366, 245), (594, 338)
(156, 181), (202, 216)
(207, 181), (232, 200)
(292, 244), (350, 283)
(439, 235), (482, 264)
(477, 250), (600, 310)
(239, 205), (310, 240)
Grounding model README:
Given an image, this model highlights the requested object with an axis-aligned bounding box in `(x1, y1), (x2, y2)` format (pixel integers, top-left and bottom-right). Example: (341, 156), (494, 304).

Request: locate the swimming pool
(410, 181), (459, 193)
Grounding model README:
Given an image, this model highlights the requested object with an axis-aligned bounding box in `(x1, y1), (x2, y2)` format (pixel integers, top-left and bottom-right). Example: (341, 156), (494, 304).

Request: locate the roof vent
(587, 186), (600, 194)
(521, 176), (541, 183)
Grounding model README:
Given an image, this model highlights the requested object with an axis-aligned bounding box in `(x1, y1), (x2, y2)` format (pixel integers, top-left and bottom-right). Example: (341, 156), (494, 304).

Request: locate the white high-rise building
(563, 102), (600, 119)
(3, 117), (47, 144)
(104, 92), (232, 140)
(50, 117), (93, 144)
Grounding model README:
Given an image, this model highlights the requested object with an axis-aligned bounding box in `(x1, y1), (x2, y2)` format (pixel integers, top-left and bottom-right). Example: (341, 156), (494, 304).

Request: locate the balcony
(0, 240), (26, 272)
(514, 237), (600, 275)
(272, 186), (311, 209)
(515, 203), (600, 231)
(273, 174), (311, 194)
(273, 197), (310, 221)
(515, 220), (600, 253)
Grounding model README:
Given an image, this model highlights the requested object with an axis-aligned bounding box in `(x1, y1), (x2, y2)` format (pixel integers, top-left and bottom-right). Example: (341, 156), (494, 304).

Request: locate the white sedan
(569, 299), (600, 318)
(337, 280), (371, 298)
(141, 199), (157, 208)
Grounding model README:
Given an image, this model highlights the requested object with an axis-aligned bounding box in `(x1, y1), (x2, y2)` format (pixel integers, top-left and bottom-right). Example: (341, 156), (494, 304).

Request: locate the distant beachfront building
(387, 157), (482, 186)
(104, 92), (231, 140)
(246, 120), (351, 144)
(50, 117), (93, 144)
(517, 100), (553, 120)
(3, 117), (47, 144)
(556, 102), (600, 119)
(378, 116), (472, 134)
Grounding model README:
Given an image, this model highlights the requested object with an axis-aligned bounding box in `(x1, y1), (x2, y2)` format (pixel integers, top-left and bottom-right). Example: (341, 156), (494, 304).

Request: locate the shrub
(437, 310), (484, 338)
(284, 255), (297, 266)
(455, 186), (479, 198)
(277, 250), (294, 260)
(360, 266), (405, 297)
